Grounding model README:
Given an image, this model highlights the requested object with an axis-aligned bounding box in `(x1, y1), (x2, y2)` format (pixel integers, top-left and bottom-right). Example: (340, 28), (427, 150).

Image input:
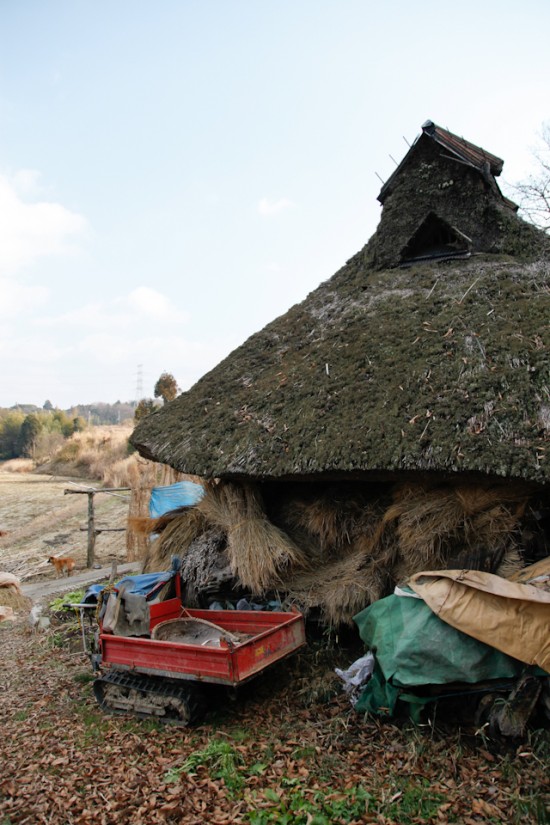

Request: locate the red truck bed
(99, 598), (306, 687)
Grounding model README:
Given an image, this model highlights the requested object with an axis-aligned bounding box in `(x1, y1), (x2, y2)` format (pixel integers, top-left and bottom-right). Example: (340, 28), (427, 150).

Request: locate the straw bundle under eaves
(143, 509), (207, 572)
(197, 481), (309, 592)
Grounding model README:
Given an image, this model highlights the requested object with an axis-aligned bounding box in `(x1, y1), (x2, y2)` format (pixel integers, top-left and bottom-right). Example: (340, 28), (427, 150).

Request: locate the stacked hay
(141, 481), (309, 591)
(373, 482), (527, 580)
(282, 482), (527, 623)
(126, 460), (185, 561)
(276, 488), (382, 560)
(196, 481), (309, 592)
(270, 489), (397, 623)
(0, 572), (31, 618)
(141, 509), (207, 572)
(136, 478), (536, 625)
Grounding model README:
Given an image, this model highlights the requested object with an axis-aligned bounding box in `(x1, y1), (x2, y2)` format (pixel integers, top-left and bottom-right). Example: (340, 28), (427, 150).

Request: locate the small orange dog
(47, 555), (75, 577)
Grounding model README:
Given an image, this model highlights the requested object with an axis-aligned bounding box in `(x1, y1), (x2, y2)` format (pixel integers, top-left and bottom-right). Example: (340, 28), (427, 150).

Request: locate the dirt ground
(0, 470), (549, 824)
(1, 617), (549, 825)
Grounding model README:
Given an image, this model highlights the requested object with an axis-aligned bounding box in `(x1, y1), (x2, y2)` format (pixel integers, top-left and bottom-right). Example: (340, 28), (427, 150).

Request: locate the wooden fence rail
(64, 487), (131, 568)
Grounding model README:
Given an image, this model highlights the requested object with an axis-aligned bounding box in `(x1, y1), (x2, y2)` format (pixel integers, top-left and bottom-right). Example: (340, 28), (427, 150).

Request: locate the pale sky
(1, 0), (549, 408)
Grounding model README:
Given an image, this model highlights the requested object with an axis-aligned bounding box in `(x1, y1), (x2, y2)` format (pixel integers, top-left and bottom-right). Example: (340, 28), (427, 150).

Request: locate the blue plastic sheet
(83, 571), (173, 604)
(149, 481), (203, 518)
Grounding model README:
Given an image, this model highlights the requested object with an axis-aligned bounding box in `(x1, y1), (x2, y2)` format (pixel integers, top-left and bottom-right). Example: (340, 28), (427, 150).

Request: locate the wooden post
(87, 492), (96, 568)
(64, 487), (131, 569)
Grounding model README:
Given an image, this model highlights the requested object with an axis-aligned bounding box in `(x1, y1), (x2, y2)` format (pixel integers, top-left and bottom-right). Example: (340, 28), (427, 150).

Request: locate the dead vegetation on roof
(131, 129), (550, 486)
(368, 134), (550, 270)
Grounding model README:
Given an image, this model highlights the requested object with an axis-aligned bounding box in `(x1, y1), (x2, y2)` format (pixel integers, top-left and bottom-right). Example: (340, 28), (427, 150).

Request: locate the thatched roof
(378, 120), (507, 204)
(132, 121), (550, 485)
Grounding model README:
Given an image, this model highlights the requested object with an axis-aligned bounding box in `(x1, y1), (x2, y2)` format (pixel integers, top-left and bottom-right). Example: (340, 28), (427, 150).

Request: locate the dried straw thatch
(131, 123), (550, 488)
(280, 489), (375, 559)
(143, 509), (207, 572)
(126, 459), (186, 562)
(0, 573), (31, 614)
(128, 507), (192, 538)
(139, 476), (538, 625)
(0, 590), (31, 612)
(279, 481), (528, 623)
(196, 481), (309, 593)
(282, 535), (397, 626)
(372, 482), (527, 581)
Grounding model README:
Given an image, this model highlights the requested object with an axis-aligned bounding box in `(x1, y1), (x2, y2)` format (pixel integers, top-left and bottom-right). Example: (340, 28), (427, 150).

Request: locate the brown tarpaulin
(409, 567), (550, 673)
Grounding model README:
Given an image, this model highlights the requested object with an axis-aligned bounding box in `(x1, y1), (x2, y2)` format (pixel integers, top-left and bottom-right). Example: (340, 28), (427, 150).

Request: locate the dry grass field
(0, 467), (129, 581)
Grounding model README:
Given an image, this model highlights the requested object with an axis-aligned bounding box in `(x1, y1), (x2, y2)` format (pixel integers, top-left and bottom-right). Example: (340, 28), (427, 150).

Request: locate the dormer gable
(367, 120), (528, 270)
(378, 120), (512, 207)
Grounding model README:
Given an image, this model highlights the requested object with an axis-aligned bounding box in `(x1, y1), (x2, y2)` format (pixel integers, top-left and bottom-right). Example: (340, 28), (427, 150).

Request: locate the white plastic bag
(335, 652), (375, 706)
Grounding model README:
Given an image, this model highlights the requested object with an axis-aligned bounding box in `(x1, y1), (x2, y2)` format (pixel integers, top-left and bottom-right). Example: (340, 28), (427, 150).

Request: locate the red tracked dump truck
(92, 573), (306, 726)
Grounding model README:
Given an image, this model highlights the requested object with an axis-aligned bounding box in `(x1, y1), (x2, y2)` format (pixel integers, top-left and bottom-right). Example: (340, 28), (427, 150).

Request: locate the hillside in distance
(5, 400), (137, 425)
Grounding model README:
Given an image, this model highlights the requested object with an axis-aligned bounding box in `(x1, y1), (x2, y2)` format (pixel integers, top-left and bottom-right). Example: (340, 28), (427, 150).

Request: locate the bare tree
(513, 124), (550, 231)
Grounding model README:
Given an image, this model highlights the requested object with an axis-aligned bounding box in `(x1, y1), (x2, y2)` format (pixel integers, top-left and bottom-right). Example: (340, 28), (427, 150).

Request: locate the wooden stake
(87, 492), (95, 568)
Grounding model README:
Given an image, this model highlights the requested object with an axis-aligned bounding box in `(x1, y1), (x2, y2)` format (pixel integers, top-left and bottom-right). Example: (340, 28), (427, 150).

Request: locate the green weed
(74, 703), (109, 745)
(291, 745), (317, 761)
(0, 622), (15, 633)
(382, 780), (445, 824)
(246, 785), (373, 824)
(48, 632), (65, 649)
(247, 762), (269, 777)
(121, 717), (163, 734)
(49, 591), (86, 611)
(511, 794), (549, 825)
(165, 738), (244, 790)
(227, 727), (251, 743)
(526, 727), (550, 761)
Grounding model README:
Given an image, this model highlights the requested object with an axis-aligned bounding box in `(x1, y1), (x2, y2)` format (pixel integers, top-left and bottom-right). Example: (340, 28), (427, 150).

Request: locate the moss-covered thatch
(132, 253), (550, 482)
(131, 122), (550, 485)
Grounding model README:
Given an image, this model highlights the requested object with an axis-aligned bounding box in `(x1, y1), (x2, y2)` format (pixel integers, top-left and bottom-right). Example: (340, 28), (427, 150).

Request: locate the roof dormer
(369, 120), (519, 269)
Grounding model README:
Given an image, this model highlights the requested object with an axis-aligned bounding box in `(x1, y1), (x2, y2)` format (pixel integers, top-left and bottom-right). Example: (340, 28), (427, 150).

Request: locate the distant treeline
(0, 401), (136, 461)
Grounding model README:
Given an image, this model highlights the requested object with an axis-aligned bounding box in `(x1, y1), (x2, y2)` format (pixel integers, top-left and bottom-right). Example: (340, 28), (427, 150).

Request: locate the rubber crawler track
(93, 669), (205, 726)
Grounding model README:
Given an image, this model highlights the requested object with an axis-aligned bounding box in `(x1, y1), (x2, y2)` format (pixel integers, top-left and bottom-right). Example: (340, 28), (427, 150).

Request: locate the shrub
(0, 411), (25, 459)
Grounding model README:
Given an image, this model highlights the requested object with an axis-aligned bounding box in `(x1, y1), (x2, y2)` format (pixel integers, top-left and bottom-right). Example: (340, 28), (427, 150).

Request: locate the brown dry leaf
(472, 797), (503, 817)
(1, 616), (549, 825)
(438, 802), (452, 812)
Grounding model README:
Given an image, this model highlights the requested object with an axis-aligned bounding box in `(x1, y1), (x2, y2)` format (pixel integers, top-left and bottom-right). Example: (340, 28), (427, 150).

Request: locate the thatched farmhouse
(131, 120), (550, 624)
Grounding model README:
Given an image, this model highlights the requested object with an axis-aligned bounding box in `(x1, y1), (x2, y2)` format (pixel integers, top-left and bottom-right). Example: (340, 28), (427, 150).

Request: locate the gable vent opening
(400, 212), (472, 265)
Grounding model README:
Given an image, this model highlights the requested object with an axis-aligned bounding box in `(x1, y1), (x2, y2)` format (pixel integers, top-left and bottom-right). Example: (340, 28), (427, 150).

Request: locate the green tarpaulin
(353, 593), (530, 718)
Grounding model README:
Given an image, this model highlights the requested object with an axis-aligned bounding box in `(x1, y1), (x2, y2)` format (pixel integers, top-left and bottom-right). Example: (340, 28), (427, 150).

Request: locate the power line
(135, 364), (144, 402)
